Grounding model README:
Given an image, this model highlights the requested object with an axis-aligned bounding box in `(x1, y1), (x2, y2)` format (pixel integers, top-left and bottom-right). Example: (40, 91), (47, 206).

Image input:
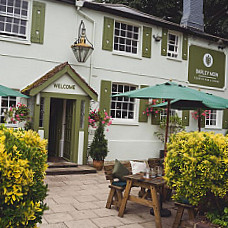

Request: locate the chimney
(180, 0), (204, 32)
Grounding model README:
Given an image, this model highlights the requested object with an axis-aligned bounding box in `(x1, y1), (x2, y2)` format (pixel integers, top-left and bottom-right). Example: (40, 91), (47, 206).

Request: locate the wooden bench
(172, 202), (196, 228)
(104, 162), (132, 209)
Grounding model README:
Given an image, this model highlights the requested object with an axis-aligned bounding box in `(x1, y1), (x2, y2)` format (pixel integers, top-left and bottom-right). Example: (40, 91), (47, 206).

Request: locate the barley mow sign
(188, 45), (226, 89)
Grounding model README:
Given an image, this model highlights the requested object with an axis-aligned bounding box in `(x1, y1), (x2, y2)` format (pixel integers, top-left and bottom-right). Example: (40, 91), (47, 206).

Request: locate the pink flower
(9, 107), (12, 111)
(105, 112), (108, 116)
(20, 113), (24, 116)
(106, 129), (109, 132)
(155, 110), (158, 113)
(16, 114), (19, 118)
(147, 113), (149, 116)
(17, 118), (20, 121)
(11, 118), (14, 121)
(102, 121), (105, 124)
(143, 111), (146, 115)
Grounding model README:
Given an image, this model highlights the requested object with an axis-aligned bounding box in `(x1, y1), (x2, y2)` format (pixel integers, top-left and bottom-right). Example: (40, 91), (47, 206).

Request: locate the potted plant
(88, 109), (112, 170)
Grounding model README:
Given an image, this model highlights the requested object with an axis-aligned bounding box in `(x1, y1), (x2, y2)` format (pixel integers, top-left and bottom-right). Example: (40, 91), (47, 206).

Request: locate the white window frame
(205, 110), (223, 129)
(0, 96), (18, 127)
(0, 0), (32, 43)
(160, 109), (177, 122)
(110, 82), (139, 125)
(167, 31), (181, 59)
(113, 19), (141, 58)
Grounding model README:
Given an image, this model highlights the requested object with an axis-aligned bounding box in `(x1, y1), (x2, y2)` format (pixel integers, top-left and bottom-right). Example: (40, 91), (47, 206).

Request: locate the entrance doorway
(48, 98), (74, 161)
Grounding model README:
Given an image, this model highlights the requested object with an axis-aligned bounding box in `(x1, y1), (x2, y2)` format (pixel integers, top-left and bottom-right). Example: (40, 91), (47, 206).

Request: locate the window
(114, 21), (139, 55)
(167, 32), (179, 58)
(160, 109), (176, 122)
(0, 0), (30, 39)
(80, 100), (85, 129)
(0, 96), (16, 123)
(39, 97), (44, 127)
(111, 83), (137, 119)
(205, 110), (222, 129)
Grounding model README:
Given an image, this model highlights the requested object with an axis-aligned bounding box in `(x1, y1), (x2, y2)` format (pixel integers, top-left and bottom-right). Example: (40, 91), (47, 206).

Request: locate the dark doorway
(48, 98), (63, 158)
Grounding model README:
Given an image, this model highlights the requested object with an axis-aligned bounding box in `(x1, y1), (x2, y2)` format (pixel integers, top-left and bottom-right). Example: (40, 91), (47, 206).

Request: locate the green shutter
(200, 115), (205, 128)
(222, 109), (228, 129)
(161, 28), (168, 56)
(142, 27), (152, 58)
(182, 34), (188, 60)
(151, 112), (160, 125)
(138, 85), (149, 122)
(182, 110), (189, 126)
(31, 1), (46, 44)
(102, 17), (114, 51)
(100, 80), (111, 115)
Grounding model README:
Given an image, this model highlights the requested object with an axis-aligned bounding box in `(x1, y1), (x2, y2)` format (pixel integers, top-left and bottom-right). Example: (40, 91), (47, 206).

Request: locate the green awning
(0, 85), (29, 98)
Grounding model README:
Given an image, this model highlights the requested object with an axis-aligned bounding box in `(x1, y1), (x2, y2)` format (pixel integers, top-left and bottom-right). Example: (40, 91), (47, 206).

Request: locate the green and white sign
(188, 45), (226, 88)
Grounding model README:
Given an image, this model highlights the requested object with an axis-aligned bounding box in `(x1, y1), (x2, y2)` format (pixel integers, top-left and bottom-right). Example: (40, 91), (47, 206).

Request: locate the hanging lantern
(71, 20), (94, 63)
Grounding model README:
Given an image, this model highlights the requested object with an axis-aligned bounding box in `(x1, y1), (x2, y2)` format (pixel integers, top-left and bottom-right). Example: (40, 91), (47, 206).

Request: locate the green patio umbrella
(0, 85), (29, 98)
(113, 81), (228, 154)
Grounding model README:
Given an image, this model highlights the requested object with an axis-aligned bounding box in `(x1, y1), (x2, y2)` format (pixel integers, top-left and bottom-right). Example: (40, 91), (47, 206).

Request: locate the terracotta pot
(93, 160), (104, 171)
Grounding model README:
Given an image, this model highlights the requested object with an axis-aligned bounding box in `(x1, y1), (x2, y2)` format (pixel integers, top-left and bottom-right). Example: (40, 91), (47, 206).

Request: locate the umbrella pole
(164, 100), (171, 157)
(198, 108), (201, 132)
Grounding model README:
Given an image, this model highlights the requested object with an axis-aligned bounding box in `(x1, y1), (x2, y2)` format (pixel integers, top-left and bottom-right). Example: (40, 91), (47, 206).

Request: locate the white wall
(1, 0), (227, 161)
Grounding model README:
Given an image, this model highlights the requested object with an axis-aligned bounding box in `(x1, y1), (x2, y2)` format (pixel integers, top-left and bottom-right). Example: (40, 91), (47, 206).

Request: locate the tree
(95, 0), (228, 38)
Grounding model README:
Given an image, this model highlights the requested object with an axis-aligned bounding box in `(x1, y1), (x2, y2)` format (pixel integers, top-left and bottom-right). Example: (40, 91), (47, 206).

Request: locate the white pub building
(0, 0), (228, 164)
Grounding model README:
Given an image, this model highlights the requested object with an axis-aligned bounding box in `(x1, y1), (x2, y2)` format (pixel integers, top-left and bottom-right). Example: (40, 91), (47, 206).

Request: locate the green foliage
(88, 122), (108, 160)
(154, 114), (185, 142)
(0, 126), (48, 227)
(95, 0), (228, 38)
(165, 131), (228, 207)
(207, 207), (228, 228)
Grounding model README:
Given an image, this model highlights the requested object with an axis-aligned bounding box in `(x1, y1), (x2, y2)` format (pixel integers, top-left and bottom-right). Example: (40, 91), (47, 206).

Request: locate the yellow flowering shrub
(0, 126), (48, 227)
(165, 131), (228, 207)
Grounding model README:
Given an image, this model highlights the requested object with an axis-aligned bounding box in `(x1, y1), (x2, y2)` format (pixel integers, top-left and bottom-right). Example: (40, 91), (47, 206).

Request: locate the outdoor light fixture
(153, 34), (162, 42)
(71, 20), (94, 63)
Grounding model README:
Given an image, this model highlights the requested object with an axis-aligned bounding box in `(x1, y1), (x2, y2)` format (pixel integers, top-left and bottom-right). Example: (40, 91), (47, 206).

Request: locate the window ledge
(166, 57), (182, 62)
(0, 35), (31, 45)
(205, 126), (222, 130)
(1, 123), (18, 128)
(112, 51), (142, 60)
(111, 119), (139, 126)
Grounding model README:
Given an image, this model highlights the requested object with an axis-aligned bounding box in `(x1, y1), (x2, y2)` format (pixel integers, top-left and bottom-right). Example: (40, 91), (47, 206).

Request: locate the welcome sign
(188, 45), (226, 89)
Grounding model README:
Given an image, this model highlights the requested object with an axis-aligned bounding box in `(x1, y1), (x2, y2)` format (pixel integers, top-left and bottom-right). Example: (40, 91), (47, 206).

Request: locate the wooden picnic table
(118, 174), (166, 228)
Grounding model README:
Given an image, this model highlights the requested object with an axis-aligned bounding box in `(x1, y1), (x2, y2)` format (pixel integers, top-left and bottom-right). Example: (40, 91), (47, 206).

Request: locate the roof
(22, 62), (98, 100)
(55, 0), (228, 45)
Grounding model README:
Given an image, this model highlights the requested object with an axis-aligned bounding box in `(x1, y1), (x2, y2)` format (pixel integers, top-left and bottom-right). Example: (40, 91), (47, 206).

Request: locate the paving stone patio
(38, 170), (188, 228)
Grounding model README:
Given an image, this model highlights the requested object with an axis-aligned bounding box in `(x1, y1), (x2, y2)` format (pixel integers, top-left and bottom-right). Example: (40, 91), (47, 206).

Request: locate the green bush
(88, 121), (108, 161)
(164, 131), (228, 207)
(0, 126), (48, 227)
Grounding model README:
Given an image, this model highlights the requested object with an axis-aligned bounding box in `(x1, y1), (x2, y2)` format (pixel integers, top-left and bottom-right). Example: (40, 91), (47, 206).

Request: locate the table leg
(150, 186), (162, 228)
(118, 179), (132, 217)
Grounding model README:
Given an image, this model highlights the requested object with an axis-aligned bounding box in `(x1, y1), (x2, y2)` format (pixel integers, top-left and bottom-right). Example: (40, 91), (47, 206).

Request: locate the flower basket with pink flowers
(4, 103), (30, 124)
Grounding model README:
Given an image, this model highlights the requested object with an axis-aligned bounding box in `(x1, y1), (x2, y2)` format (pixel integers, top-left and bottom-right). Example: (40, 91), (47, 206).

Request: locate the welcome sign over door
(188, 45), (226, 89)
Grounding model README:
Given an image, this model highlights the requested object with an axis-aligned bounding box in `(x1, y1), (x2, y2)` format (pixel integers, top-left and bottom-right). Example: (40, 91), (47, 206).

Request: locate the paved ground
(38, 170), (184, 228)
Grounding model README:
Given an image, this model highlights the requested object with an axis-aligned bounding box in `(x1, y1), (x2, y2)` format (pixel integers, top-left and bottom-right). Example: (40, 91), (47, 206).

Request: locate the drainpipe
(75, 0), (95, 87)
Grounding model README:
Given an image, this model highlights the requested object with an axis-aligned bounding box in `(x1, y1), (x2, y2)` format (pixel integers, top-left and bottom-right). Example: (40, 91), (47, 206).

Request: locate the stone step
(48, 161), (78, 169)
(46, 165), (97, 175)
